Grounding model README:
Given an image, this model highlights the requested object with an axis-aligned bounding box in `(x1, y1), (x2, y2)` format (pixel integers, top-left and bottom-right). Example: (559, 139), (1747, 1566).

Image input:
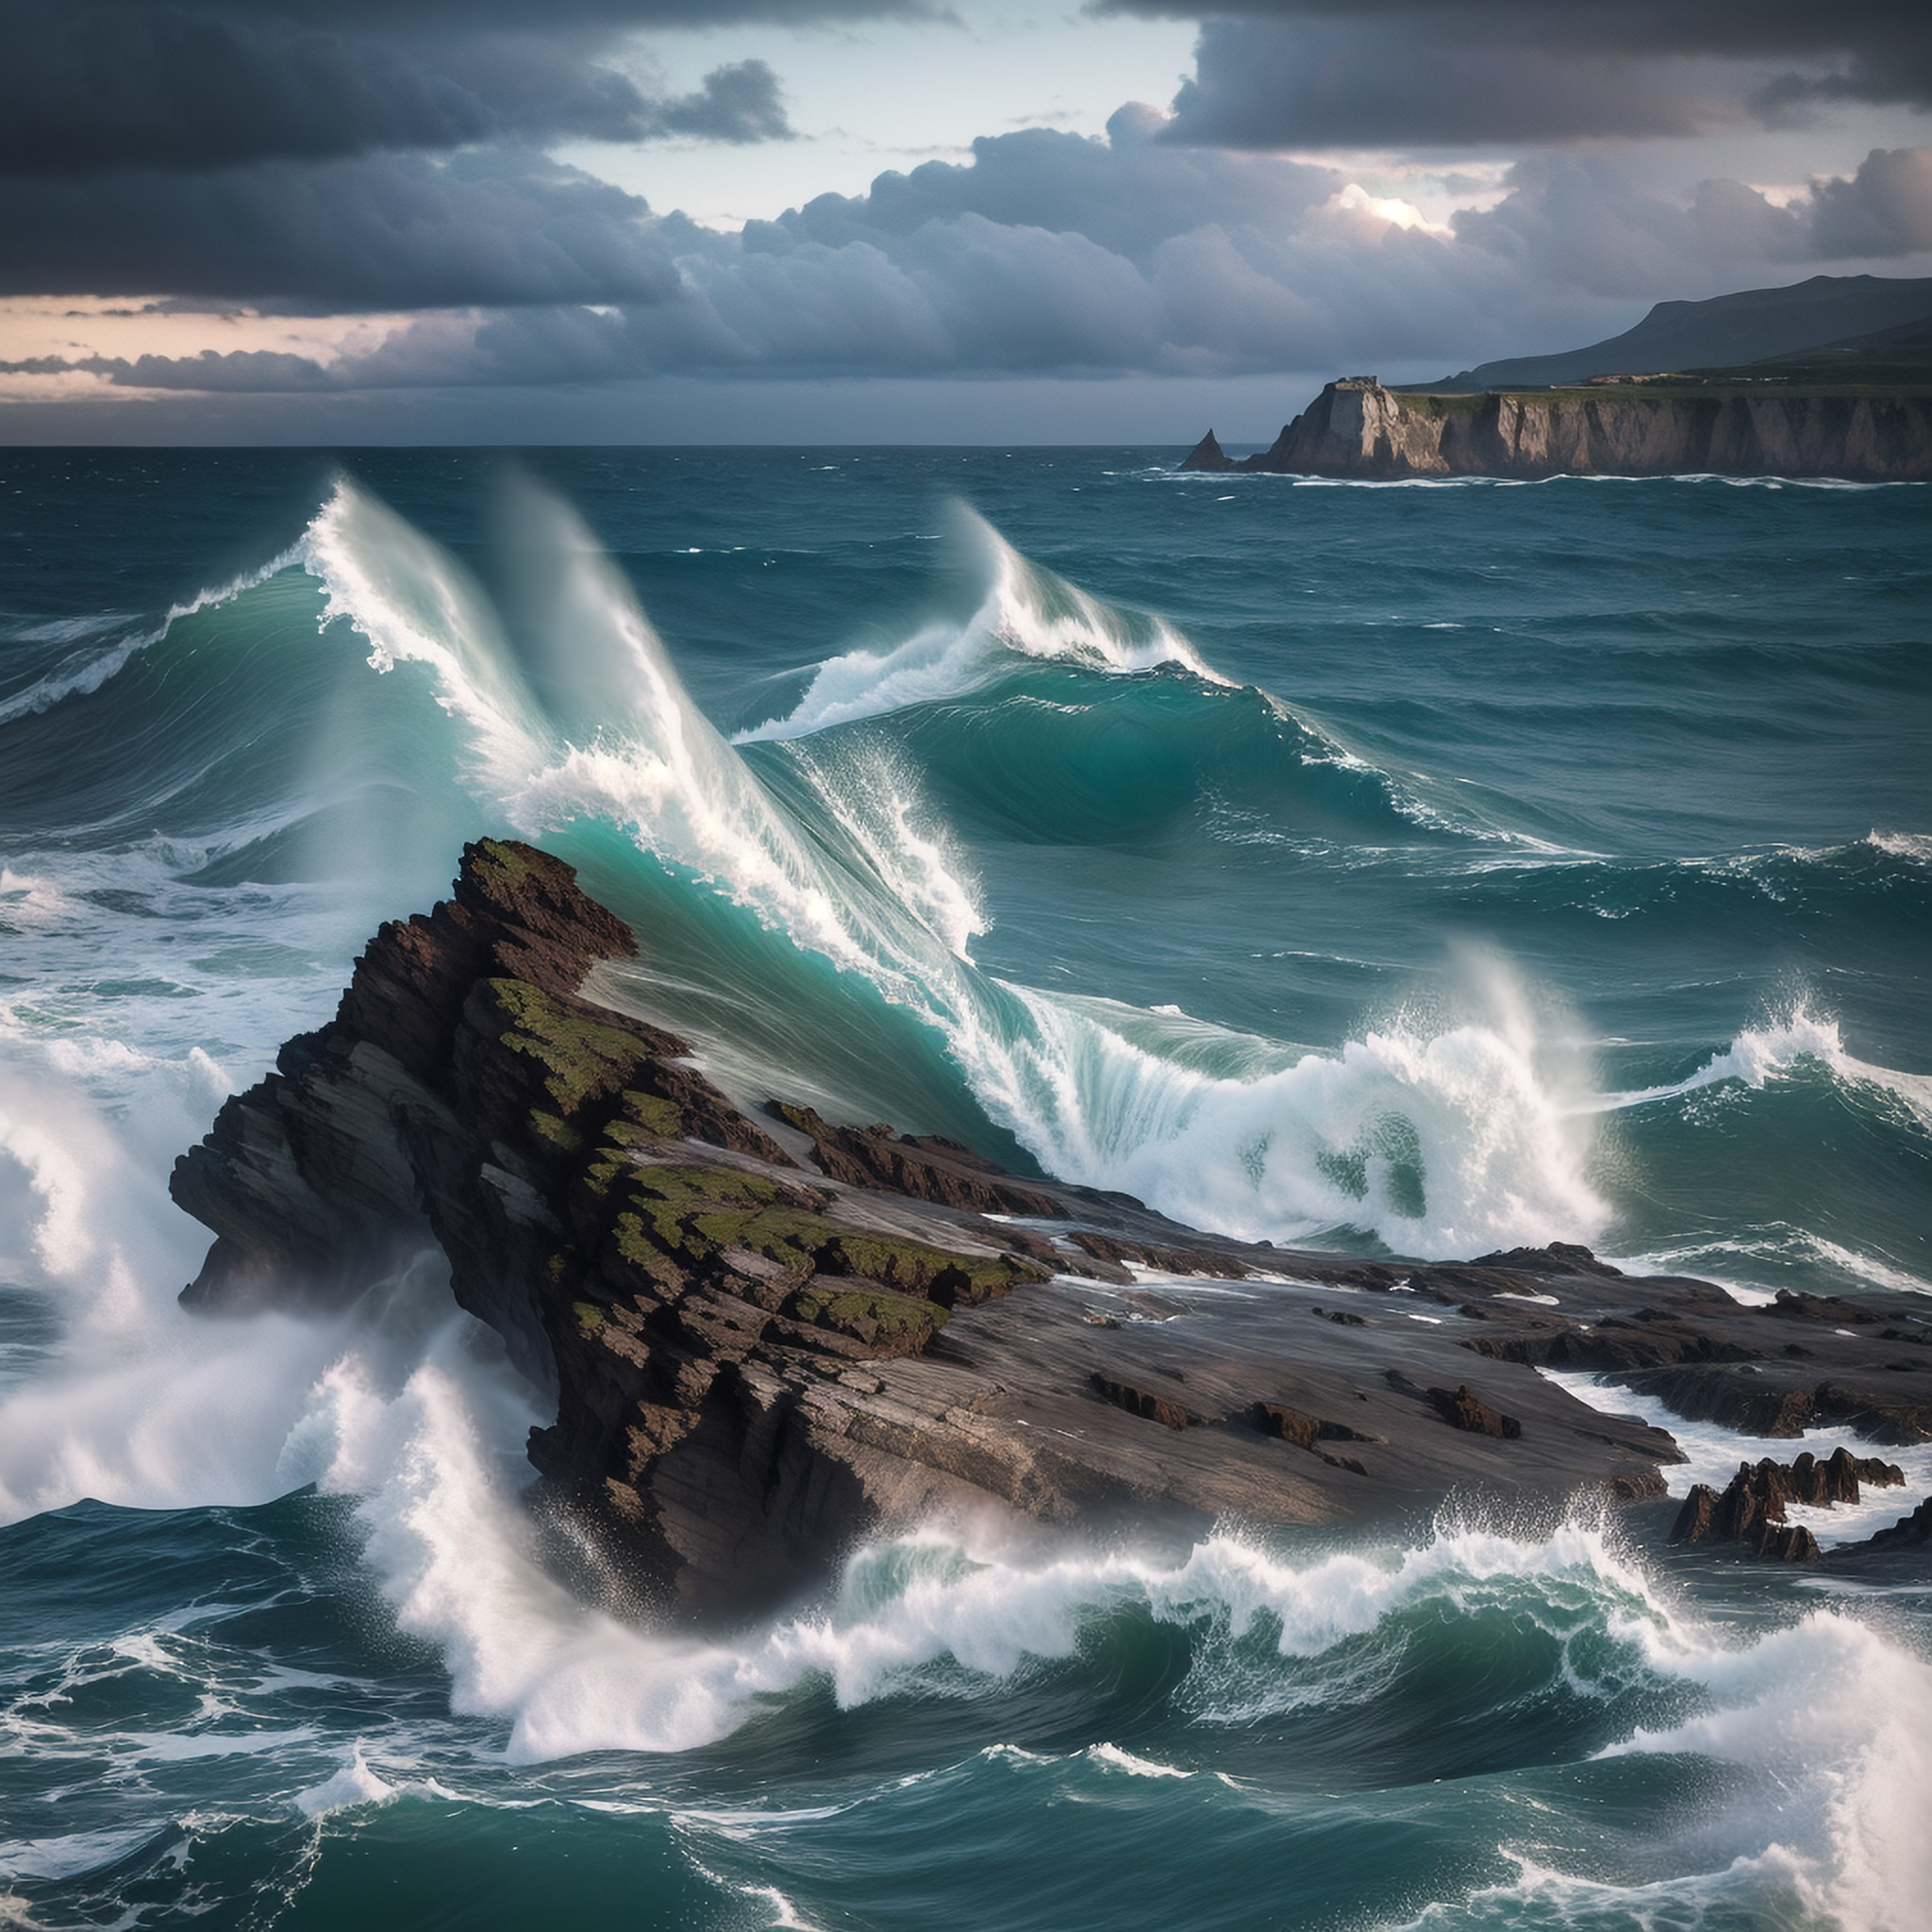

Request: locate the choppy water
(2, 448), (1929, 1929)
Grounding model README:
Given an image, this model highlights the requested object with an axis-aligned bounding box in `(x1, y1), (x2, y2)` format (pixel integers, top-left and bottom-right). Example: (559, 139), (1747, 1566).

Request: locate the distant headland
(1186, 274), (1932, 481)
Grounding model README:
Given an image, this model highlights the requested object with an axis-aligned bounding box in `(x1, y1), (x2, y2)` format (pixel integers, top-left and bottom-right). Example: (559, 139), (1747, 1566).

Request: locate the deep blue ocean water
(1, 448), (1929, 1929)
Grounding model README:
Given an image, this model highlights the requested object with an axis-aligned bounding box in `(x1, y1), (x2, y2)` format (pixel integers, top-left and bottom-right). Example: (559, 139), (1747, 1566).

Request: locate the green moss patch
(484, 977), (657, 1119)
(820, 1232), (1041, 1304)
(788, 1285), (947, 1353)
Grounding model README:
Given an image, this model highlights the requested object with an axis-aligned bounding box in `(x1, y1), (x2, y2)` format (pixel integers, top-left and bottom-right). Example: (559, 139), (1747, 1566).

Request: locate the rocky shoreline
(171, 841), (1932, 1615)
(1183, 375), (1932, 481)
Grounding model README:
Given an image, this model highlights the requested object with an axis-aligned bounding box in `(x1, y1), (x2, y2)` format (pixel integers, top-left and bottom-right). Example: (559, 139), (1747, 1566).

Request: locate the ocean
(1, 446), (1928, 1930)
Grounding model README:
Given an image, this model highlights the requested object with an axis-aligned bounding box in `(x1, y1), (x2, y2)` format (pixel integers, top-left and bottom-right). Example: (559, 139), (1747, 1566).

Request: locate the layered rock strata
(1182, 377), (1932, 481)
(172, 841), (1932, 1611)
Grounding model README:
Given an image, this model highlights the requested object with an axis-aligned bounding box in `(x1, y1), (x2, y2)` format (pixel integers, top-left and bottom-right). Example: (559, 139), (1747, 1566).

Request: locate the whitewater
(1, 444), (1928, 1929)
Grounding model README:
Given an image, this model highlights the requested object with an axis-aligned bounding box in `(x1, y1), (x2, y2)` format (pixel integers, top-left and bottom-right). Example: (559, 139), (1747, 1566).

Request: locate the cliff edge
(1184, 376), (1932, 480)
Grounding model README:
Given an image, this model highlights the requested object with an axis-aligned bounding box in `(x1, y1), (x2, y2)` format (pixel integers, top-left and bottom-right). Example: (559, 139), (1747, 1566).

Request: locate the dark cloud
(8, 75), (1932, 408)
(0, 104), (1335, 313)
(757, 105), (1334, 260)
(0, 0), (845, 178)
(87, 137), (1925, 391)
(1096, 2), (1932, 149)
(1453, 146), (1932, 291)
(1805, 145), (1932, 256)
(0, 151), (685, 307)
(650, 60), (794, 143)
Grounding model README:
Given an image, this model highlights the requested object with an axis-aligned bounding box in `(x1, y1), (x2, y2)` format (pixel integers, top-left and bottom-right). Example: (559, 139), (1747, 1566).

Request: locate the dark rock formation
(170, 841), (1932, 1615)
(1179, 429), (1236, 472)
(1429, 1384), (1523, 1440)
(1670, 1468), (1819, 1560)
(1856, 1495), (1932, 1551)
(1094, 1373), (1202, 1431)
(1189, 376), (1932, 482)
(1670, 1448), (1905, 1560)
(767, 1103), (1063, 1220)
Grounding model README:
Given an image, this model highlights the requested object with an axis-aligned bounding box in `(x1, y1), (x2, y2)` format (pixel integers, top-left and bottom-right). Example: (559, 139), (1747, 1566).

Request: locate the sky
(3, 0), (1930, 442)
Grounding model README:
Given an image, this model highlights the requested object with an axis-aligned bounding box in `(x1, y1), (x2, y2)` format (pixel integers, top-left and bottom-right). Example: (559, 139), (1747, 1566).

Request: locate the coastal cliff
(171, 841), (1932, 1612)
(1185, 376), (1932, 480)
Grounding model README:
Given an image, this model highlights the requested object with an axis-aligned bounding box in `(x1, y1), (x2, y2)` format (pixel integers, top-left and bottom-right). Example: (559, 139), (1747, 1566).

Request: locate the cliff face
(170, 842), (1932, 1613)
(1185, 378), (1932, 480)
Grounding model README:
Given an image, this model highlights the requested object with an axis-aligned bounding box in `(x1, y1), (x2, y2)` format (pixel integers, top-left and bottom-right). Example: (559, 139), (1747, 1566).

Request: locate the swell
(0, 544), (304, 730)
(9, 1386), (1930, 1932)
(1, 468), (1929, 1932)
(10, 473), (1924, 1276)
(289, 477), (1619, 1257)
(781, 675), (1453, 851)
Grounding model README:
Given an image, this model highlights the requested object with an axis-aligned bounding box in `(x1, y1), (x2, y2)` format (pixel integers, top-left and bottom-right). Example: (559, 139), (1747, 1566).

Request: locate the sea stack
(1180, 429), (1237, 471)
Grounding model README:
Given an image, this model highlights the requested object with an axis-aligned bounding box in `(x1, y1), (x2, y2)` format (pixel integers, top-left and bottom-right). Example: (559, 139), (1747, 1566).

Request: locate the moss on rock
(484, 977), (657, 1119)
(787, 1284), (948, 1354)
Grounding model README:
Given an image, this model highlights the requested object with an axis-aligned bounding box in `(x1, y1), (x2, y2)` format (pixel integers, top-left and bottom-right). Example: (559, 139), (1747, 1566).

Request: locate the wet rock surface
(172, 841), (1932, 1611)
(1670, 1448), (1906, 1560)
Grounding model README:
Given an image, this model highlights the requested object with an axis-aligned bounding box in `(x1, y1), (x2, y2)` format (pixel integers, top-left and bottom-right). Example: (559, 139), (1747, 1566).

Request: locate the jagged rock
(1470, 1242), (1624, 1277)
(767, 1103), (1062, 1219)
(1179, 429), (1237, 471)
(1252, 1404), (1373, 1475)
(1428, 1384), (1523, 1440)
(1767, 1290), (1881, 1324)
(170, 839), (1925, 1618)
(1668, 1448), (1901, 1559)
(1855, 1495), (1932, 1551)
(1093, 1374), (1200, 1430)
(1068, 1230), (1250, 1280)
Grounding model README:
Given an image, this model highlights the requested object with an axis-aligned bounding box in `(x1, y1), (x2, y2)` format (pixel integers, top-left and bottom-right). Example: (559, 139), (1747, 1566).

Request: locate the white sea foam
(1085, 1743), (1191, 1777)
(297, 477), (1607, 1257)
(1867, 828), (1932, 866)
(0, 1825), (165, 1883)
(1601, 1610), (1932, 1932)
(1592, 1005), (1932, 1138)
(292, 1746), (400, 1819)
(989, 948), (1607, 1256)
(734, 502), (1225, 743)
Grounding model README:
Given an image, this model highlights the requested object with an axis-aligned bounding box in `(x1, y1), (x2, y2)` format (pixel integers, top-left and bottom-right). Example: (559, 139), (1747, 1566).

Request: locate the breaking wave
(735, 502), (1224, 742)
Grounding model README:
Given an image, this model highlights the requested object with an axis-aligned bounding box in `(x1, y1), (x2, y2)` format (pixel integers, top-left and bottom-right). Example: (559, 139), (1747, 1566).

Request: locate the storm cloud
(26, 119), (1931, 404)
(1100, 1), (1932, 148)
(5, 0), (1931, 429)
(0, 0), (884, 178)
(0, 151), (683, 308)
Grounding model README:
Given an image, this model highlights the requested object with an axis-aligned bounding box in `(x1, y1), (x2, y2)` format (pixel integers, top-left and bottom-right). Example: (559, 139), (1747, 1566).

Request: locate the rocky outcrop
(1854, 1495), (1932, 1552)
(1180, 430), (1237, 472)
(1670, 1449), (1904, 1560)
(1192, 376), (1932, 481)
(170, 841), (1932, 1616)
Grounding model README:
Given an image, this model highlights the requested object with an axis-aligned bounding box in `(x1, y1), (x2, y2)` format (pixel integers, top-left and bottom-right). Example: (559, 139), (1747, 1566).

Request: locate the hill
(1414, 274), (1932, 392)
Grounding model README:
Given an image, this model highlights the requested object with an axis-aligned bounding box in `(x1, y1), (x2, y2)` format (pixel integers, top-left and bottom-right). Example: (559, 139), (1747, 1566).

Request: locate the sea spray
(734, 501), (1224, 743)
(300, 475), (1604, 1254)
(4, 446), (1932, 1931)
(1595, 1001), (1932, 1139)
